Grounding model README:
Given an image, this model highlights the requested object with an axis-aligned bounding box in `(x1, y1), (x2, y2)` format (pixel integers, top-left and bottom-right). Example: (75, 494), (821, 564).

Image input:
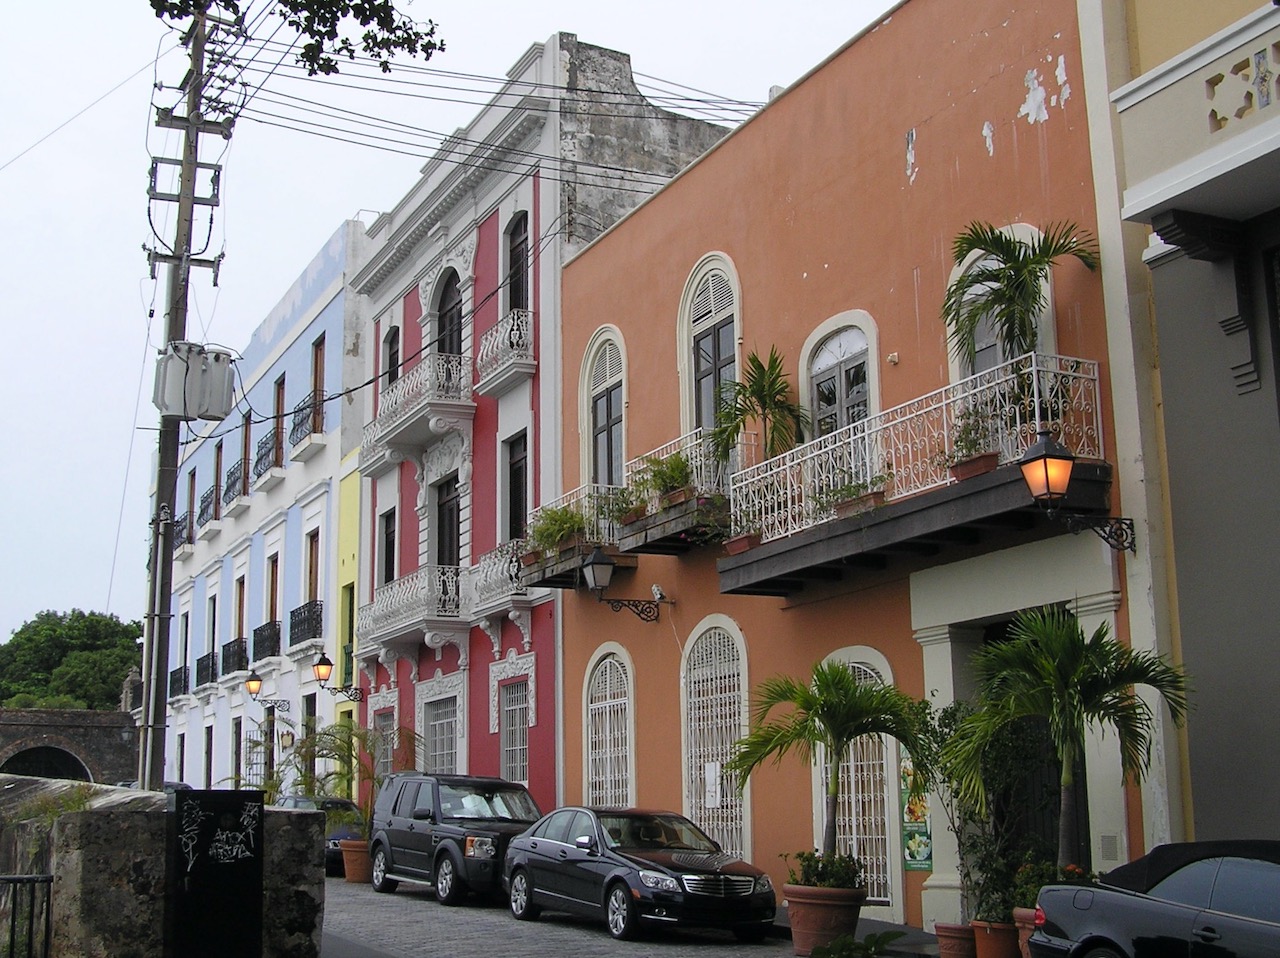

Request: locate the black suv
(369, 772), (541, 904)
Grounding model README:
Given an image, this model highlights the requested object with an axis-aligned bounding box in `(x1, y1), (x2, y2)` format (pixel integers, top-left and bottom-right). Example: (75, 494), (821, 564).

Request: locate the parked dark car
(502, 807), (776, 941)
(1030, 841), (1280, 958)
(276, 794), (363, 876)
(369, 772), (541, 904)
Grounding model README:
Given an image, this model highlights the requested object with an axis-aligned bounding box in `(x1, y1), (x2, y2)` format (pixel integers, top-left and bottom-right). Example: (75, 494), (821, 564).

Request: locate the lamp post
(313, 652), (365, 702)
(1018, 429), (1136, 553)
(581, 547), (668, 622)
(244, 670), (291, 711)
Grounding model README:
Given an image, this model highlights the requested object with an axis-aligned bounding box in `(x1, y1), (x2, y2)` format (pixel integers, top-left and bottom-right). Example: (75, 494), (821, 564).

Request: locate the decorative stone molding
(509, 609), (532, 653)
(366, 685), (398, 729)
(479, 618), (503, 659)
(425, 629), (469, 668)
(489, 649), (536, 733)
(414, 666), (468, 751)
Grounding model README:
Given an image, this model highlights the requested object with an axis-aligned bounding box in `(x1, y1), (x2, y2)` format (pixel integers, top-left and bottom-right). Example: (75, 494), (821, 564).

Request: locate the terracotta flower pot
(970, 920), (1020, 958)
(724, 533), (761, 556)
(949, 451), (1000, 481)
(834, 490), (886, 518)
(339, 839), (372, 884)
(934, 921), (978, 958)
(783, 883), (867, 957)
(1011, 907), (1037, 958)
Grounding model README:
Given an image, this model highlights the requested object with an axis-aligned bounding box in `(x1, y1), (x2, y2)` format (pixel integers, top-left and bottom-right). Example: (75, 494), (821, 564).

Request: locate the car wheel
(733, 926), (769, 943)
(434, 853), (468, 906)
(370, 846), (398, 894)
(508, 869), (541, 921)
(605, 882), (639, 940)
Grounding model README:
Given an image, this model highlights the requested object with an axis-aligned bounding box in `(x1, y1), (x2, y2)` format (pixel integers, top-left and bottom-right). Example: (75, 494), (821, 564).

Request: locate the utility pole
(139, 8), (228, 790)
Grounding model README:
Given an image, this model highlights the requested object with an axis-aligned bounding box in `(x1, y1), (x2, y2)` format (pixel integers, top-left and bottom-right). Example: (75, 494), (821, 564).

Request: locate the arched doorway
(1, 746), (92, 781)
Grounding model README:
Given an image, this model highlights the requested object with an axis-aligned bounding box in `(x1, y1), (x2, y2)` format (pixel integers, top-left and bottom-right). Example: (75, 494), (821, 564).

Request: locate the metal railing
(0, 875), (51, 958)
(289, 600), (323, 646)
(373, 353), (469, 437)
(221, 637), (249, 674)
(252, 621), (281, 660)
(525, 484), (622, 551)
(253, 428), (281, 479)
(168, 666), (190, 698)
(222, 458), (248, 505)
(290, 394), (325, 447)
(623, 427), (754, 509)
(172, 512), (191, 547)
(468, 541), (528, 607)
(356, 565), (461, 642)
(194, 651), (217, 687)
(197, 485), (218, 527)
(730, 352), (1101, 542)
(475, 308), (533, 383)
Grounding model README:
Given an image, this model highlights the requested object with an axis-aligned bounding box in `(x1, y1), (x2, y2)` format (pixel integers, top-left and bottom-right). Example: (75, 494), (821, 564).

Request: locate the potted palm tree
(941, 222), (1098, 372)
(727, 660), (927, 957)
(710, 346), (810, 462)
(945, 606), (1188, 872)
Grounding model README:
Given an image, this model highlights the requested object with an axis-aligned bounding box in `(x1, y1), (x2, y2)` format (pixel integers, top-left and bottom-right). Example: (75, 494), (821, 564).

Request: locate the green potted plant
(639, 450), (695, 507)
(945, 404), (999, 479)
(524, 504), (590, 555)
(710, 347), (811, 462)
(608, 482), (649, 526)
(814, 469), (894, 519)
(1010, 856), (1059, 958)
(727, 660), (927, 957)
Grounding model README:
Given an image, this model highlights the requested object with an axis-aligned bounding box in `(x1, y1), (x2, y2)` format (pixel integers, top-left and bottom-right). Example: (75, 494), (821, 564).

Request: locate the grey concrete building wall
(1147, 210), (1280, 840)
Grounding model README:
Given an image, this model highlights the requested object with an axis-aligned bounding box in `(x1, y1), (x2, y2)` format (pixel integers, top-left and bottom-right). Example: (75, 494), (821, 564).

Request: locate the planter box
(519, 550), (544, 568)
(619, 505), (648, 525)
(723, 532), (761, 556)
(949, 451), (1000, 481)
(659, 487), (694, 509)
(834, 490), (886, 518)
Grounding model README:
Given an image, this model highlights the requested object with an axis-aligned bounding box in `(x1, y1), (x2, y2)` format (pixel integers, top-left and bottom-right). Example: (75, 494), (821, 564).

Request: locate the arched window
(809, 327), (869, 437)
(383, 326), (401, 386)
(506, 213), (529, 313)
(588, 339), (624, 486)
(682, 626), (746, 858)
(819, 661), (892, 904)
(585, 653), (631, 807)
(690, 269), (737, 430)
(437, 270), (463, 356)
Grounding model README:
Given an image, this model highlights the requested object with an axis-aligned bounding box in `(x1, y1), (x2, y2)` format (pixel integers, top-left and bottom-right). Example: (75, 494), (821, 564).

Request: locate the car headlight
(465, 836), (496, 859)
(755, 874), (774, 893)
(638, 870), (680, 892)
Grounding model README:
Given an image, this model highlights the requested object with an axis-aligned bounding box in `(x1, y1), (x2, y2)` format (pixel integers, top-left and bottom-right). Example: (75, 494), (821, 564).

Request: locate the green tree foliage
(711, 347), (810, 462)
(149, 0), (443, 76)
(0, 610), (142, 711)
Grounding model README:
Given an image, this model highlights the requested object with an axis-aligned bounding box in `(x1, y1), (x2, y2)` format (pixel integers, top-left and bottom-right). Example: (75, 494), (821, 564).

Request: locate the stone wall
(0, 709), (138, 785)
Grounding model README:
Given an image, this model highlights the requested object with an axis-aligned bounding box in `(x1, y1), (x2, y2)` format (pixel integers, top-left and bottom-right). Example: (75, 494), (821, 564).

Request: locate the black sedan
(502, 807), (775, 941)
(1030, 841), (1280, 958)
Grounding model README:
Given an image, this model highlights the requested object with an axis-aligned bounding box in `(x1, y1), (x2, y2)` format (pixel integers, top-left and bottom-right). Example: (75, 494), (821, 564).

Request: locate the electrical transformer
(153, 342), (236, 421)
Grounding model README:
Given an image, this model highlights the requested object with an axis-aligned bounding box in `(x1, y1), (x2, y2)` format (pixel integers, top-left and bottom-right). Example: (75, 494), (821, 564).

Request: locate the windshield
(438, 784), (540, 822)
(598, 813), (719, 852)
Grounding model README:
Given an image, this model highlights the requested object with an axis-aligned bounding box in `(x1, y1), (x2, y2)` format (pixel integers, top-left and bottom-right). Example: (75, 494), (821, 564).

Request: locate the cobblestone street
(320, 876), (796, 958)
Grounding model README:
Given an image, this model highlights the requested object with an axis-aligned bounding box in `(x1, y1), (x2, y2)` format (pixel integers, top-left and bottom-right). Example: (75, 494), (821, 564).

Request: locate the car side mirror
(412, 808), (435, 822)
(574, 834), (596, 851)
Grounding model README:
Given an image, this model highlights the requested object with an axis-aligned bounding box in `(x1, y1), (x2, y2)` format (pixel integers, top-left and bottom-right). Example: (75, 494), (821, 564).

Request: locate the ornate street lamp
(313, 652), (365, 702)
(1019, 429), (1135, 553)
(581, 547), (669, 622)
(244, 670), (290, 711)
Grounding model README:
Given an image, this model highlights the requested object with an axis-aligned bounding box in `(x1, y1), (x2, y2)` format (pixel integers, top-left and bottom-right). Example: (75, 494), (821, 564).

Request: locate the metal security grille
(586, 655), (630, 807)
(500, 681), (529, 784)
(683, 628), (745, 858)
(820, 662), (892, 904)
(373, 710), (396, 779)
(425, 697), (457, 774)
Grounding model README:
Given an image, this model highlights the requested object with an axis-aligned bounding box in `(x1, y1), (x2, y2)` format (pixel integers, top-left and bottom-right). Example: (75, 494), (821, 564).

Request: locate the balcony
(468, 540), (532, 622)
(289, 599), (323, 647)
(252, 620), (282, 662)
(519, 485), (637, 589)
(196, 485), (221, 541)
(359, 354), (475, 478)
(168, 666), (190, 699)
(221, 637), (249, 675)
(475, 309), (535, 397)
(172, 512), (193, 560)
(289, 394), (327, 462)
(253, 428), (285, 491)
(222, 458), (250, 518)
(356, 565), (464, 652)
(195, 651), (218, 687)
(1113, 6), (1280, 223)
(719, 353), (1111, 596)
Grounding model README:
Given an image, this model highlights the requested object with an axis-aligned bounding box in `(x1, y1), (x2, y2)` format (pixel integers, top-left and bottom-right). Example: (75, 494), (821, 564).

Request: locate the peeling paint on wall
(905, 128), (918, 184)
(1017, 69), (1049, 124)
(982, 121), (995, 156)
(1056, 55), (1071, 109)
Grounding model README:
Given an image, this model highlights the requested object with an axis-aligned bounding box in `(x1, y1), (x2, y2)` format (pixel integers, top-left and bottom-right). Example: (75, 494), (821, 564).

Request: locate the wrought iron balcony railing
(168, 666), (190, 698)
(198, 485), (219, 527)
(222, 458), (249, 505)
(289, 600), (323, 646)
(373, 353), (469, 437)
(290, 394), (325, 447)
(525, 484), (622, 553)
(253, 428), (281, 479)
(252, 620), (282, 660)
(172, 512), (192, 546)
(475, 308), (533, 383)
(730, 352), (1101, 543)
(195, 651), (218, 687)
(221, 637), (249, 674)
(356, 565), (461, 643)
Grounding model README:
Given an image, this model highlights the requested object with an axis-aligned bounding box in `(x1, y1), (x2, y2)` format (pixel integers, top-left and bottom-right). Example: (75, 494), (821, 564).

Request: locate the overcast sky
(0, 0), (900, 641)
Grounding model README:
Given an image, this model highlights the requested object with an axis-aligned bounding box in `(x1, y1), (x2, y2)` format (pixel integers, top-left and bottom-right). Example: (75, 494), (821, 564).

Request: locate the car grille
(680, 874), (756, 897)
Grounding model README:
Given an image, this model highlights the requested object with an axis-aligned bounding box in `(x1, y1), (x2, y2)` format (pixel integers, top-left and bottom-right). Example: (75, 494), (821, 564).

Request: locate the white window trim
(489, 649), (536, 733)
(577, 326), (627, 488)
(676, 253), (742, 436)
(416, 666), (468, 775)
(798, 310), (882, 427)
